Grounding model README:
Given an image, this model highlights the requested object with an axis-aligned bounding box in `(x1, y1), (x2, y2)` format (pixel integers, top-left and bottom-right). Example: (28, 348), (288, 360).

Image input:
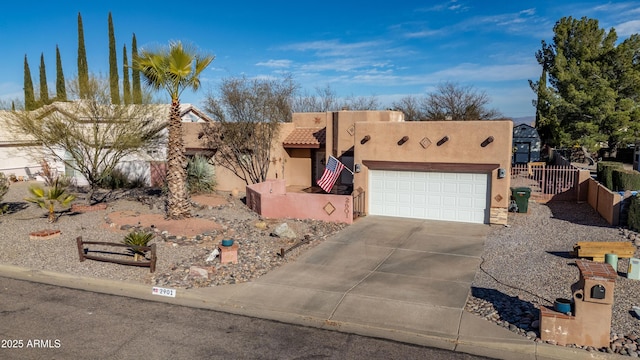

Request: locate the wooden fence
(76, 236), (157, 272)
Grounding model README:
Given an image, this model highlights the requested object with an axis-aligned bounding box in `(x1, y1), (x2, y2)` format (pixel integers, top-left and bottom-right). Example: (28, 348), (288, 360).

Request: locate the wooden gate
(510, 163), (579, 202)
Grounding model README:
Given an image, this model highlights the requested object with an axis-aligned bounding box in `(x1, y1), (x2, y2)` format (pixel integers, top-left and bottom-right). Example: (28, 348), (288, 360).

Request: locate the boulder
(272, 223), (296, 239)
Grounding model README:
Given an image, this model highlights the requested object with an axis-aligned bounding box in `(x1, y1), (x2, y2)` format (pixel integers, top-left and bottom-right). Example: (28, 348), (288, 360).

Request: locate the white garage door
(369, 170), (489, 223)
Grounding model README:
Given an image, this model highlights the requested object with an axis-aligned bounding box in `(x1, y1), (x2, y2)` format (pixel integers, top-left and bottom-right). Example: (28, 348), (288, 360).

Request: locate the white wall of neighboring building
(0, 102), (211, 185)
(0, 145), (42, 179)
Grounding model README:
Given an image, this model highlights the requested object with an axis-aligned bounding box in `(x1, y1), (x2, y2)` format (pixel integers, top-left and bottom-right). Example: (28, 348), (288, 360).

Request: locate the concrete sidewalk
(0, 216), (621, 360)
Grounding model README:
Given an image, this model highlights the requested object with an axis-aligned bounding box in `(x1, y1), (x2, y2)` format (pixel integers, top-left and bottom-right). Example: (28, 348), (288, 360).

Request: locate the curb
(0, 264), (625, 360)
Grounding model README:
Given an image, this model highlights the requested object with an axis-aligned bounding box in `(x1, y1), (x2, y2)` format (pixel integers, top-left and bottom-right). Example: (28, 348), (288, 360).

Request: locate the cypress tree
(39, 53), (49, 105)
(131, 33), (142, 104)
(23, 55), (36, 111)
(77, 12), (89, 98)
(55, 45), (67, 101)
(108, 12), (120, 104)
(122, 44), (132, 105)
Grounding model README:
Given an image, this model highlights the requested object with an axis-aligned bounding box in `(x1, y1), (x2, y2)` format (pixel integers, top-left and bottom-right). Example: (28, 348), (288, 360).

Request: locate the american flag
(317, 156), (346, 193)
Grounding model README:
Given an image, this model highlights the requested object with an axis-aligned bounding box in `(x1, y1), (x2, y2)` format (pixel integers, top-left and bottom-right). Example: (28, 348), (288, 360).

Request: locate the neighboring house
(232, 110), (514, 225)
(512, 123), (541, 164)
(0, 101), (212, 185)
(0, 110), (41, 180)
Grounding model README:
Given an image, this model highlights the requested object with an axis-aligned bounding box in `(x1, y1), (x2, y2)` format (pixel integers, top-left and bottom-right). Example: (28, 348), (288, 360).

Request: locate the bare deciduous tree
(340, 94), (380, 111)
(6, 76), (165, 204)
(291, 85), (338, 113)
(391, 95), (422, 121)
(203, 75), (297, 185)
(292, 84), (380, 112)
(393, 82), (502, 121)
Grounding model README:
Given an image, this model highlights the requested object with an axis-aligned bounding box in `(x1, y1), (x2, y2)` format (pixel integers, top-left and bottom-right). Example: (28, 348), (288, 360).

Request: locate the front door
(312, 150), (326, 184)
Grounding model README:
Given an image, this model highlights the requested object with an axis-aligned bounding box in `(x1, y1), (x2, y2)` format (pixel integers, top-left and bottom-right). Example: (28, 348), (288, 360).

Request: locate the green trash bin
(511, 187), (531, 213)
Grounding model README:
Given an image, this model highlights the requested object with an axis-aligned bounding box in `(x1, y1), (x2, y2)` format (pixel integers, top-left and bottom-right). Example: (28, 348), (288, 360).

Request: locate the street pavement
(0, 216), (623, 360)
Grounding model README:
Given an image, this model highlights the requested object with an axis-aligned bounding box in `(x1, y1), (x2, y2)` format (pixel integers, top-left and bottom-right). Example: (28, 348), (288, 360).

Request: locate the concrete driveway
(203, 215), (492, 348)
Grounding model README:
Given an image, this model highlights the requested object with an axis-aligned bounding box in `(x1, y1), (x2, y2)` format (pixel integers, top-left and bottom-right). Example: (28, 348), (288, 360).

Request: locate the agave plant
(25, 179), (76, 223)
(187, 155), (216, 194)
(122, 231), (154, 261)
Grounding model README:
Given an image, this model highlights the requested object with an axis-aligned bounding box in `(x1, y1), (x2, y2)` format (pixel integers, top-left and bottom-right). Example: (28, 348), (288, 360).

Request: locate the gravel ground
(466, 200), (640, 356)
(3, 181), (640, 355)
(0, 181), (346, 289)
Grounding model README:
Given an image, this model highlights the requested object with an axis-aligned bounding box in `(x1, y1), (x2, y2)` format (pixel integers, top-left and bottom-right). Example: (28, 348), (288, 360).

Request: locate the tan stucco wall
(596, 182), (621, 225)
(291, 112), (329, 127)
(352, 120), (514, 220)
(213, 122), (312, 192)
(325, 110), (405, 158)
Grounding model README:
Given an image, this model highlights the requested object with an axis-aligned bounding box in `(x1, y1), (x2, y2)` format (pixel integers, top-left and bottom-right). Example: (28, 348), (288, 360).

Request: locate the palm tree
(133, 41), (214, 219)
(25, 179), (76, 223)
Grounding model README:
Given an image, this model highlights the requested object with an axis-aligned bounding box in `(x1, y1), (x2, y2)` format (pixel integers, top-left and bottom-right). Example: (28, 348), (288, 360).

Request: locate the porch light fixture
(397, 136), (409, 146)
(481, 136), (494, 147)
(360, 135), (371, 144)
(436, 136), (449, 146)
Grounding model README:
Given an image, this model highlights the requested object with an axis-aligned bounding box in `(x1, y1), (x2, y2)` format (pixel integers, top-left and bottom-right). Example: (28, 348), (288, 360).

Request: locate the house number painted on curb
(152, 286), (176, 298)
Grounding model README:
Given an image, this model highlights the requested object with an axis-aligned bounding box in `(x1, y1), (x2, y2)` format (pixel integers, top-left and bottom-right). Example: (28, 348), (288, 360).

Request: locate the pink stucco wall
(246, 179), (353, 224)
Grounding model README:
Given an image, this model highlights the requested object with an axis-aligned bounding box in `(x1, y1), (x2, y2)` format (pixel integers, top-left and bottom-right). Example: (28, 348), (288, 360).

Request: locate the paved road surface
(0, 277), (493, 359)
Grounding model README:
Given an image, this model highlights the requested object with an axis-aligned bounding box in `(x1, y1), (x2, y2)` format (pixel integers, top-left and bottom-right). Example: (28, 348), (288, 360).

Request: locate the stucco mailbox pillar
(540, 260), (616, 348)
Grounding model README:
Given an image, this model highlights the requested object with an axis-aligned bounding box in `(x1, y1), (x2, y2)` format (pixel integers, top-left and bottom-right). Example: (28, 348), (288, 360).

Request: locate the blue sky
(1, 1), (639, 118)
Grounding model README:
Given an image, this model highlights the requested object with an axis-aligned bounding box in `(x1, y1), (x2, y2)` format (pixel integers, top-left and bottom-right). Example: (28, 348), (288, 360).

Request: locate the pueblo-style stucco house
(234, 110), (514, 225)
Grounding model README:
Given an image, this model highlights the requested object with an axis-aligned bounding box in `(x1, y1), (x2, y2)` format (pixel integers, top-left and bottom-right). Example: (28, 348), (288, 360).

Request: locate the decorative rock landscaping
(467, 200), (640, 357)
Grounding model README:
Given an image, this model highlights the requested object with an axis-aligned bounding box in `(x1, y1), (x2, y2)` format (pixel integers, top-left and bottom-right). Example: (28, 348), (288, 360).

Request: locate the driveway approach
(237, 215), (489, 340)
(2, 216), (595, 359)
(189, 215), (536, 357)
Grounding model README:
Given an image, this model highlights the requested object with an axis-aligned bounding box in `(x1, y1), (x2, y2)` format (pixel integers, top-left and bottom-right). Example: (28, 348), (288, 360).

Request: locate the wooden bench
(572, 241), (637, 262)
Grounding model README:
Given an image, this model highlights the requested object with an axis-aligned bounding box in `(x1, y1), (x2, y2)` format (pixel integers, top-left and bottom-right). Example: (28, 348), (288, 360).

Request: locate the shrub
(0, 173), (9, 214)
(612, 169), (640, 191)
(597, 161), (624, 190)
(0, 172), (8, 200)
(99, 169), (146, 190)
(99, 168), (129, 189)
(187, 155), (215, 194)
(55, 175), (75, 189)
(628, 195), (640, 232)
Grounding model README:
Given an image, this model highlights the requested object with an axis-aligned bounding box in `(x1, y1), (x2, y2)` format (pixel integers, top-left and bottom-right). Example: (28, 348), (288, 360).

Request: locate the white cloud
(429, 62), (540, 83)
(280, 39), (387, 58)
(615, 20), (640, 36)
(404, 29), (443, 39)
(255, 59), (292, 68)
(417, 0), (470, 13)
(519, 8), (536, 16)
(593, 2), (638, 13)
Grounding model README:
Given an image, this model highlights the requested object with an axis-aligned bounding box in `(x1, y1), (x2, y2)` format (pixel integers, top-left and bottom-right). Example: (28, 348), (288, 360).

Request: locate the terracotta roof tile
(283, 127), (326, 148)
